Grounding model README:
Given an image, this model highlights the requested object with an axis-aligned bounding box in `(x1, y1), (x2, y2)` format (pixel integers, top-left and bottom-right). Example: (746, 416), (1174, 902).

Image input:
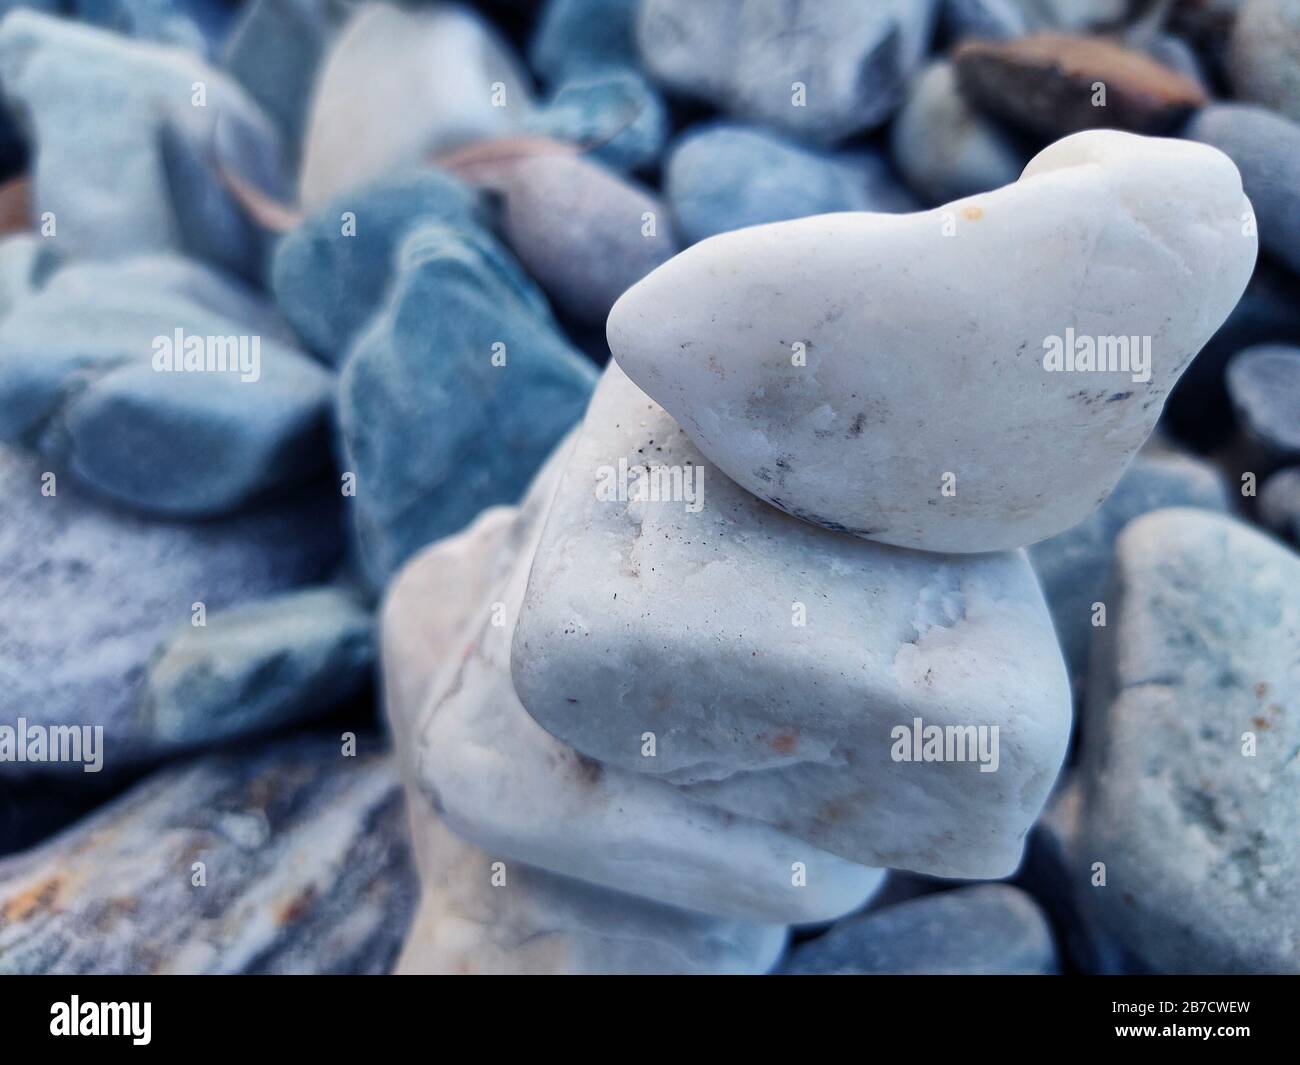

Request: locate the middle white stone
(512, 364), (1073, 879)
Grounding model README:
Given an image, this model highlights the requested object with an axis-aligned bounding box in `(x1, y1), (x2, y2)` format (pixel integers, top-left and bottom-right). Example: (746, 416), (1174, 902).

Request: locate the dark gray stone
(781, 884), (1059, 974)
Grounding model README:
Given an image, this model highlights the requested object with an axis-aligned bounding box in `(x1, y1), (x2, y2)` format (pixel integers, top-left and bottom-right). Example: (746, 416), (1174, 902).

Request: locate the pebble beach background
(0, 0), (1296, 975)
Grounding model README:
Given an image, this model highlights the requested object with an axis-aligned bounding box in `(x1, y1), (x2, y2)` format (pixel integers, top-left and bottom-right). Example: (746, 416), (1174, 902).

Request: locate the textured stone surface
(298, 3), (532, 210)
(637, 0), (937, 143)
(609, 131), (1256, 553)
(1029, 451), (1230, 684)
(0, 738), (417, 974)
(0, 10), (288, 278)
(0, 446), (341, 775)
(337, 223), (595, 589)
(512, 365), (1071, 878)
(954, 33), (1207, 138)
(892, 61), (1030, 205)
(1185, 104), (1300, 278)
(667, 123), (916, 245)
(0, 255), (333, 517)
(143, 586), (374, 751)
(1079, 508), (1300, 973)
(781, 885), (1059, 974)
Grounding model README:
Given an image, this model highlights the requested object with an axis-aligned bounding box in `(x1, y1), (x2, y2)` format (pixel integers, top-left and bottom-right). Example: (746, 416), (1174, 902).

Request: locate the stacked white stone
(382, 130), (1257, 974)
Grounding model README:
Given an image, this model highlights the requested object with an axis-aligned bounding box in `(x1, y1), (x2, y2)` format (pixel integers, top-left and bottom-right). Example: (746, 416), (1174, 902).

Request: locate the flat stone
(271, 168), (487, 363)
(1079, 508), (1300, 973)
(412, 480), (884, 924)
(780, 884), (1059, 974)
(636, 0), (937, 143)
(143, 586), (374, 751)
(298, 3), (532, 210)
(609, 131), (1256, 553)
(512, 364), (1071, 878)
(666, 123), (917, 245)
(1185, 104), (1300, 277)
(1227, 344), (1300, 461)
(1227, 0), (1300, 123)
(0, 10), (288, 279)
(954, 33), (1207, 138)
(1029, 450), (1229, 685)
(337, 223), (595, 589)
(891, 61), (1030, 206)
(0, 738), (417, 974)
(0, 255), (334, 517)
(0, 446), (341, 776)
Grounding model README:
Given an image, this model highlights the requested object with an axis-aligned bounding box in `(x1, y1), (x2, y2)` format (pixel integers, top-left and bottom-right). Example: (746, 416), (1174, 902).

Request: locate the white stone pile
(382, 130), (1257, 974)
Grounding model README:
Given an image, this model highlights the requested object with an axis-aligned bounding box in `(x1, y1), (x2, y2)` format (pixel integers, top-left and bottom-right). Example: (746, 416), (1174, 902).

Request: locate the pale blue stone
(530, 0), (639, 84)
(782, 885), (1059, 974)
(666, 123), (917, 245)
(271, 168), (487, 364)
(0, 255), (333, 517)
(1186, 104), (1300, 277)
(144, 586), (374, 749)
(0, 10), (288, 277)
(526, 69), (668, 172)
(0, 445), (342, 775)
(338, 223), (596, 588)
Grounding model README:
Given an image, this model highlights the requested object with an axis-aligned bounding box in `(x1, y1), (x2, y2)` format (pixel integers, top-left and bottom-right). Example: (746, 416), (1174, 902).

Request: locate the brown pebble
(954, 33), (1208, 139)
